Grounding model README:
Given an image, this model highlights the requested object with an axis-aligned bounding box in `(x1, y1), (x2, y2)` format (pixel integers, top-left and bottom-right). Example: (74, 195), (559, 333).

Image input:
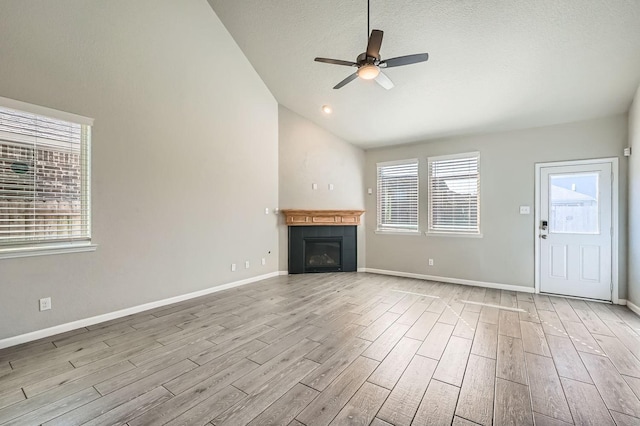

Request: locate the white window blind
(0, 104), (91, 247)
(377, 160), (419, 232)
(428, 152), (480, 234)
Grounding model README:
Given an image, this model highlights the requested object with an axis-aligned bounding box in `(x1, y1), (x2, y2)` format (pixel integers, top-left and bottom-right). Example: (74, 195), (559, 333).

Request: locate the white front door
(538, 161), (612, 301)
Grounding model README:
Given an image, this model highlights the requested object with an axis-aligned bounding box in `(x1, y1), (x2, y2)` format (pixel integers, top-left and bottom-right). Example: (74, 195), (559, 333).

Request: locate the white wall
(365, 115), (628, 296)
(0, 0), (279, 340)
(628, 85), (640, 307)
(278, 106), (366, 271)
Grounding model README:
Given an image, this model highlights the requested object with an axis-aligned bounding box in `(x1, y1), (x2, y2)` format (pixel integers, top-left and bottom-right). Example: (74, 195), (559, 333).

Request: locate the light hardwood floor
(1, 272), (640, 425)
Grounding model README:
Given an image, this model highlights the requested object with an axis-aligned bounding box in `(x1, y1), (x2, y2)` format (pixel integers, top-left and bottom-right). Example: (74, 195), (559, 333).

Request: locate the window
(376, 159), (419, 233)
(0, 98), (94, 258)
(427, 152), (480, 235)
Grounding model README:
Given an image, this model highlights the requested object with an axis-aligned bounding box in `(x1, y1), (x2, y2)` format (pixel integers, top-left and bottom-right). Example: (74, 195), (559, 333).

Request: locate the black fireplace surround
(288, 226), (357, 273)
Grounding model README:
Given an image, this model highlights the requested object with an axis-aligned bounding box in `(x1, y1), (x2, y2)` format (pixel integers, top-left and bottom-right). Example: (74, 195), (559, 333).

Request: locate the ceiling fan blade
(315, 57), (358, 67)
(375, 71), (394, 90)
(366, 30), (384, 59)
(380, 53), (429, 68)
(333, 72), (359, 89)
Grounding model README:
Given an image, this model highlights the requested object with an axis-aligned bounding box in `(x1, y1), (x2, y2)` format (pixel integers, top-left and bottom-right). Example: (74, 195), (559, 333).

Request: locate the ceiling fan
(314, 0), (429, 90)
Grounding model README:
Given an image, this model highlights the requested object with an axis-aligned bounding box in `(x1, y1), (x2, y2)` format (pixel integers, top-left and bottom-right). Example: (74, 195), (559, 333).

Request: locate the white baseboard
(0, 271), (282, 350)
(628, 300), (640, 316)
(361, 268), (535, 294)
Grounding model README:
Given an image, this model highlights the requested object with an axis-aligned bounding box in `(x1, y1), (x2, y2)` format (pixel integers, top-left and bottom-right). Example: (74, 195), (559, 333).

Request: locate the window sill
(425, 231), (483, 238)
(0, 242), (98, 260)
(375, 230), (422, 236)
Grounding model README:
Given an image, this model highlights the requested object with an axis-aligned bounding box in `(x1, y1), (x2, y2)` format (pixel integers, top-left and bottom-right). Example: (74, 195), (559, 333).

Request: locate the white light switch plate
(519, 205), (531, 215)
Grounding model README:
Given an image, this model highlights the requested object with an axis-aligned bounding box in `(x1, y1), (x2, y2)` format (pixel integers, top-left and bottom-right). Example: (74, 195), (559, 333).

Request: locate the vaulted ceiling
(207, 0), (640, 148)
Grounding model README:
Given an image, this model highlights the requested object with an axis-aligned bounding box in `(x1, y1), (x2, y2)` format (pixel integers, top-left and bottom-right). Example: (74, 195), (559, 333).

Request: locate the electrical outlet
(39, 297), (51, 311)
(264, 208), (269, 215)
(245, 261), (250, 269)
(328, 183), (334, 191)
(231, 263), (236, 272)
(428, 259), (434, 266)
(261, 258), (266, 265)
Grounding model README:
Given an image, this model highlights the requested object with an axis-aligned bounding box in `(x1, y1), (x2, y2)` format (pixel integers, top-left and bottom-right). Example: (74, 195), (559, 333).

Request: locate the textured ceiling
(207, 0), (640, 148)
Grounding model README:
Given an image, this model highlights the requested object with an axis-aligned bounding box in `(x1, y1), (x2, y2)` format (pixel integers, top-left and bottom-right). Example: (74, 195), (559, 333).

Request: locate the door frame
(534, 157), (620, 303)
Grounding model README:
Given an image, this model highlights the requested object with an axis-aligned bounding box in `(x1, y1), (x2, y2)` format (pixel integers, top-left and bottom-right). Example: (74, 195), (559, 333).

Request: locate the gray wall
(365, 115), (628, 297)
(0, 0), (279, 340)
(628, 85), (640, 307)
(278, 106), (366, 271)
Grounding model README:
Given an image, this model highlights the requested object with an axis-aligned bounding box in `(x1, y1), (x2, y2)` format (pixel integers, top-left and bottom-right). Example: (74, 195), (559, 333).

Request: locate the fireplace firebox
(289, 226), (356, 274)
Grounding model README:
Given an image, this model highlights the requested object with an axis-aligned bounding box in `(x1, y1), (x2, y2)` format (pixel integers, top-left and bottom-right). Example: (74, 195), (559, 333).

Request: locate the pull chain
(367, 0), (370, 39)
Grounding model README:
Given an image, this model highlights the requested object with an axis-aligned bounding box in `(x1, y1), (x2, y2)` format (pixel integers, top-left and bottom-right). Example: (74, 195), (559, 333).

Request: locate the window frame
(426, 151), (481, 237)
(0, 96), (96, 259)
(376, 158), (420, 235)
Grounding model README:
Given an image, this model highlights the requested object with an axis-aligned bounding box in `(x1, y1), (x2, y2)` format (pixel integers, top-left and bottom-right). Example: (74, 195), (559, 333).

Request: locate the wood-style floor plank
(498, 311), (522, 339)
(580, 352), (640, 417)
(471, 322), (498, 360)
(496, 335), (528, 385)
(405, 311), (439, 341)
(296, 356), (379, 426)
(1, 388), (101, 426)
(361, 322), (410, 362)
(560, 377), (615, 426)
(300, 337), (369, 391)
(44, 359), (196, 425)
(82, 386), (172, 426)
(524, 352), (572, 423)
(592, 333), (640, 378)
(130, 359), (258, 425)
(455, 354), (496, 426)
(432, 336), (472, 387)
(416, 322), (455, 360)
(246, 383), (318, 426)
(213, 358), (319, 426)
(520, 321), (551, 356)
(0, 389), (24, 411)
(610, 410), (640, 426)
(368, 337), (421, 390)
(376, 355), (437, 426)
(328, 382), (389, 426)
(413, 379), (460, 425)
(546, 334), (593, 383)
(493, 377), (533, 426)
(164, 385), (246, 426)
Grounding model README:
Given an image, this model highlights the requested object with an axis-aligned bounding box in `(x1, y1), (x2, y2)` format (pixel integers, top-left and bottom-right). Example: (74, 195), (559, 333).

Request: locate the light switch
(519, 205), (531, 215)
(367, 188), (373, 195)
(312, 183), (318, 190)
(328, 184), (334, 191)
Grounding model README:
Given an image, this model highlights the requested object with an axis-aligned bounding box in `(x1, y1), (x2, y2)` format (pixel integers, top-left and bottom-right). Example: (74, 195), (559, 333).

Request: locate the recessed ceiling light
(321, 105), (333, 114)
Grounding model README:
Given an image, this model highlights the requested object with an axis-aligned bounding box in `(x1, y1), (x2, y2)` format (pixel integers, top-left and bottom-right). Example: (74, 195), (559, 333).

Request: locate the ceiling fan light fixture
(357, 64), (380, 80)
(321, 105), (333, 114)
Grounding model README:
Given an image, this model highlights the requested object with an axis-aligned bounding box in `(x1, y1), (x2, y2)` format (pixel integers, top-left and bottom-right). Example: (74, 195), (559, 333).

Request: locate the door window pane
(549, 173), (599, 234)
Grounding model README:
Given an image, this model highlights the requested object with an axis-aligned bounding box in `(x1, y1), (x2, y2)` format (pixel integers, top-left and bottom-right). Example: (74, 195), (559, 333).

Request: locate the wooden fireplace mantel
(281, 209), (365, 226)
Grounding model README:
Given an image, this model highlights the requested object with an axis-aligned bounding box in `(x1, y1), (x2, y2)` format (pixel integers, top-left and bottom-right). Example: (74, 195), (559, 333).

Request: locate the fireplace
(288, 225), (357, 274)
(283, 209), (364, 274)
(305, 238), (342, 272)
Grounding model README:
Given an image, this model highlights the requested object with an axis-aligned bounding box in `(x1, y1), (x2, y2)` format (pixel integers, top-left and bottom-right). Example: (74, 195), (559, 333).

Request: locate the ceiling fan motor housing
(357, 52), (379, 64)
